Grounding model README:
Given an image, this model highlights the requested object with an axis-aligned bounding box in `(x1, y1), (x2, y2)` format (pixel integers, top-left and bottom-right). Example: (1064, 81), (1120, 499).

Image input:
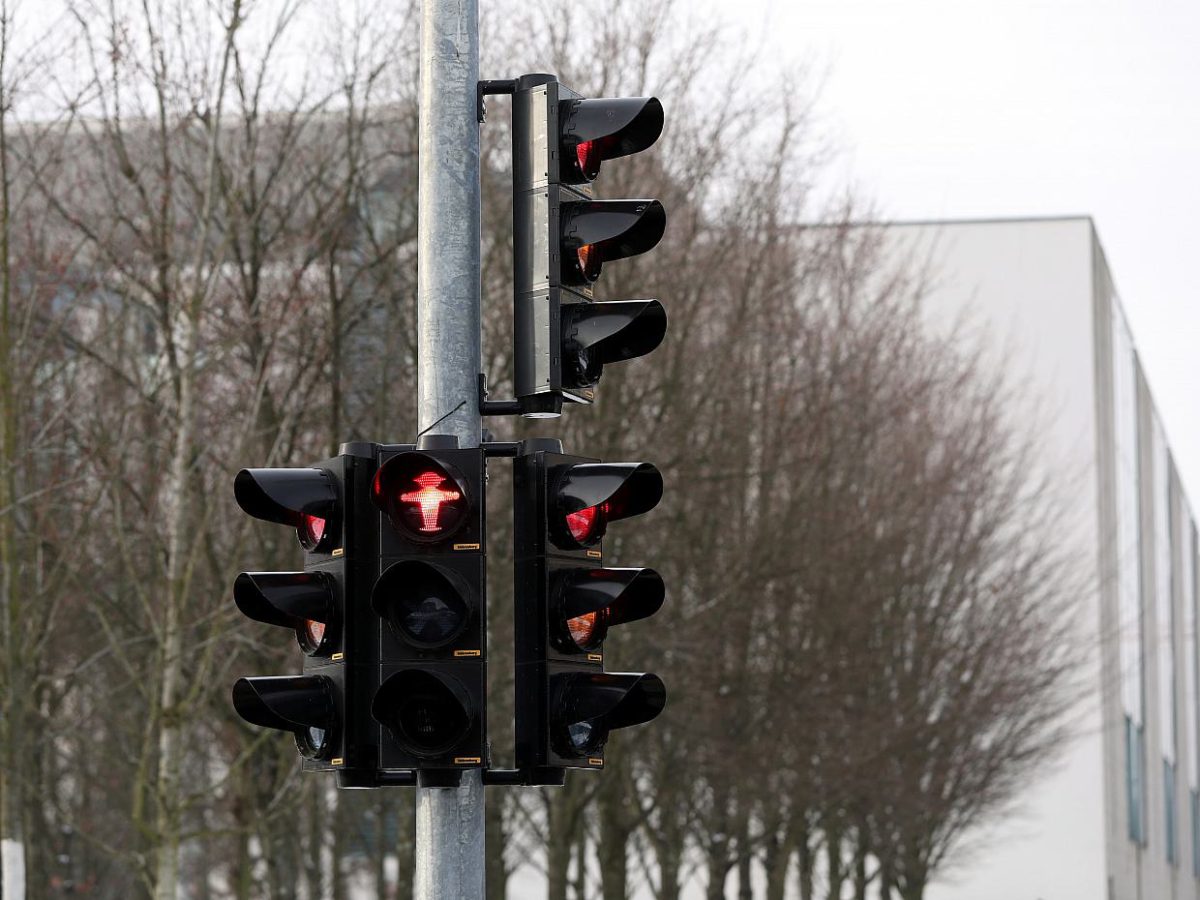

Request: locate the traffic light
(370, 437), (487, 776)
(512, 73), (667, 415)
(514, 439), (666, 775)
(231, 448), (380, 785)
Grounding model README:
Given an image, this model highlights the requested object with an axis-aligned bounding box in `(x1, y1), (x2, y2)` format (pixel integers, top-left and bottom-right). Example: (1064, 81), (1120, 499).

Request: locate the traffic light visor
(232, 675), (336, 758)
(373, 452), (471, 543)
(561, 200), (666, 285)
(554, 568), (664, 651)
(553, 672), (666, 755)
(553, 463), (663, 548)
(559, 97), (664, 183)
(562, 300), (666, 390)
(559, 568), (664, 627)
(234, 468), (338, 551)
(234, 571), (336, 654)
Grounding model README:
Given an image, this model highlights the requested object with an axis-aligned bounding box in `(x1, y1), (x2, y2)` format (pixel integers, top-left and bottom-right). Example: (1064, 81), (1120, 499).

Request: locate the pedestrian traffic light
(512, 73), (667, 415)
(370, 437), (487, 777)
(231, 448), (380, 785)
(514, 439), (666, 776)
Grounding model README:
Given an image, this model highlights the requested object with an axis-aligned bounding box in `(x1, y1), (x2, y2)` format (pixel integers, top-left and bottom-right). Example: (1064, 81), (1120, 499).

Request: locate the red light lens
(575, 140), (601, 180)
(300, 514), (326, 549)
(576, 244), (602, 282)
(399, 471), (463, 535)
(565, 503), (606, 544)
(303, 619), (326, 649)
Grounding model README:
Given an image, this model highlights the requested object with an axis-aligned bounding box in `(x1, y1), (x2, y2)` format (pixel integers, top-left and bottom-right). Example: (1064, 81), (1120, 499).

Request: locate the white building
(883, 217), (1198, 900)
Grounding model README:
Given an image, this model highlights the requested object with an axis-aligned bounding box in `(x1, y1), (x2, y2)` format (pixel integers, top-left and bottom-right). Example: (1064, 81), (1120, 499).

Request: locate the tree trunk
(571, 826), (588, 900)
(762, 817), (793, 900)
(151, 313), (197, 900)
(736, 814), (753, 900)
(547, 781), (585, 900)
(486, 789), (509, 900)
(597, 778), (630, 900)
(825, 829), (847, 900)
(795, 830), (814, 900)
(0, 34), (27, 896)
(655, 807), (684, 900)
(705, 832), (732, 900)
(396, 792), (415, 900)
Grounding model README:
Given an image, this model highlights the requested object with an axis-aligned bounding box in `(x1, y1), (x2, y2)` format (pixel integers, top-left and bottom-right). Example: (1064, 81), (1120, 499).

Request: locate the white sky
(735, 0), (1200, 504)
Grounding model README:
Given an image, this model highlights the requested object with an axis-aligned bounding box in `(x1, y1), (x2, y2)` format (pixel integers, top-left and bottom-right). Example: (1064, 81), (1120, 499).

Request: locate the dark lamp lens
(307, 726), (327, 752)
(575, 140), (601, 180)
(566, 503), (607, 544)
(567, 720), (597, 753)
(398, 471), (463, 535)
(299, 514), (326, 549)
(398, 695), (467, 752)
(400, 593), (466, 646)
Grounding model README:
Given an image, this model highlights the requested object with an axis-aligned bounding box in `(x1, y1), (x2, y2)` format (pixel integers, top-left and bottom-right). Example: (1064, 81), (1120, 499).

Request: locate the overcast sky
(731, 0), (1200, 504)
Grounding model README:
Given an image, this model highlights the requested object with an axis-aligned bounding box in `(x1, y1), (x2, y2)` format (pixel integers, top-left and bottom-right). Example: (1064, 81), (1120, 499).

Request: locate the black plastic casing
(300, 450), (381, 784)
(373, 445), (488, 772)
(514, 449), (609, 773)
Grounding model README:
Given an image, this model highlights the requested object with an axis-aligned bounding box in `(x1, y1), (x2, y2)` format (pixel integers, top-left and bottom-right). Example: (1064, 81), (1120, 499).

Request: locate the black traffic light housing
(370, 439), (488, 775)
(514, 440), (667, 774)
(511, 73), (667, 415)
(231, 448), (381, 785)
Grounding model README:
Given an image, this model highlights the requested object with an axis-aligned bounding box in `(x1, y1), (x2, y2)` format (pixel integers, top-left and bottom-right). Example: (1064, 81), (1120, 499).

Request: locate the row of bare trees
(0, 1), (1081, 898)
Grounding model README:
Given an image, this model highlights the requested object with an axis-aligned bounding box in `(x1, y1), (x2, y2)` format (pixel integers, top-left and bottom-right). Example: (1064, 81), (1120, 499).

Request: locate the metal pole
(414, 0), (484, 897)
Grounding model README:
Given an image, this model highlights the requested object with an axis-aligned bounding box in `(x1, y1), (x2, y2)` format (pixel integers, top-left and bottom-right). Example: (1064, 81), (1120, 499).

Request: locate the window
(1112, 305), (1146, 845)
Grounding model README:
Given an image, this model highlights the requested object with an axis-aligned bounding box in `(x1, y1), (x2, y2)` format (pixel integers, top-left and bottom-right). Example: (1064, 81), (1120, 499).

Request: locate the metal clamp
(477, 79), (518, 123)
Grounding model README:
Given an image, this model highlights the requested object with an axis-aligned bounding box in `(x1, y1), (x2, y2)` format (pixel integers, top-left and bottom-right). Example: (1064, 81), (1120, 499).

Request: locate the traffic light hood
(234, 467), (338, 528)
(232, 675), (335, 733)
(559, 97), (664, 183)
(557, 672), (667, 737)
(555, 462), (663, 522)
(563, 300), (666, 367)
(562, 200), (666, 264)
(558, 567), (665, 627)
(234, 571), (335, 631)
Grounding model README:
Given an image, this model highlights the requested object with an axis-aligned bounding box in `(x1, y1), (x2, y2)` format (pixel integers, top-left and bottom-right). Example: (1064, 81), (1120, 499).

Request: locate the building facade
(883, 217), (1199, 900)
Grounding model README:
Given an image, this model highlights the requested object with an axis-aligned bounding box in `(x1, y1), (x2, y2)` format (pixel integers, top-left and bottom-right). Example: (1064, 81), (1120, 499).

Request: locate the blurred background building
(883, 217), (1198, 900)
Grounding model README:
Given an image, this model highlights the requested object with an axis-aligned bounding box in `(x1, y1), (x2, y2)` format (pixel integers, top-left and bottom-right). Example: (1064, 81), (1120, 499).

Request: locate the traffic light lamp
(512, 74), (667, 414)
(514, 439), (667, 776)
(370, 439), (487, 776)
(231, 449), (380, 785)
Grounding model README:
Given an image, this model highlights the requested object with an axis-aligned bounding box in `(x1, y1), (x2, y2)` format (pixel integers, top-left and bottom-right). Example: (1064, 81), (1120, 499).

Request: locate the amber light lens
(299, 514), (326, 550)
(302, 619), (326, 650)
(565, 503), (607, 544)
(399, 471), (463, 535)
(576, 244), (602, 282)
(567, 609), (608, 650)
(575, 140), (601, 180)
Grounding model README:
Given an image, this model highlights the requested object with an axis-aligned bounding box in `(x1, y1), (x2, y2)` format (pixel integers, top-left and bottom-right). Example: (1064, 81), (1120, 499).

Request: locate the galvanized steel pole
(413, 0), (484, 896)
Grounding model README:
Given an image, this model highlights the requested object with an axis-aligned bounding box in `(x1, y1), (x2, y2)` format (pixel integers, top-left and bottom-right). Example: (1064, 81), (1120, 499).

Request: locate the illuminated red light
(399, 472), (463, 534)
(566, 503), (606, 544)
(300, 514), (326, 548)
(575, 140), (601, 179)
